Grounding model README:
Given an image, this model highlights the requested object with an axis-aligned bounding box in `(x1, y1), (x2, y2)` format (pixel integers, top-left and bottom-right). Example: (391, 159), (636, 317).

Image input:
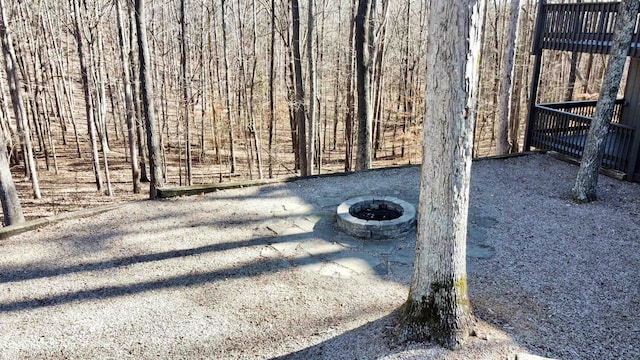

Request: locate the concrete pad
(389, 248), (415, 265)
(389, 263), (413, 282)
(361, 240), (398, 255)
(299, 239), (346, 257)
(317, 262), (360, 278)
(291, 215), (321, 232)
(327, 252), (383, 275)
(265, 220), (308, 236)
(270, 240), (306, 258)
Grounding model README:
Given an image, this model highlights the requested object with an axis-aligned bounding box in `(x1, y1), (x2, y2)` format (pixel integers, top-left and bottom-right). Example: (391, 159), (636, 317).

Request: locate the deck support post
(524, 0), (547, 151)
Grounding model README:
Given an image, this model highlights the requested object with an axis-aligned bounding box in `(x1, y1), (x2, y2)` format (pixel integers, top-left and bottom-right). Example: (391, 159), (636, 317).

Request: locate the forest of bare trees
(0, 0), (614, 223)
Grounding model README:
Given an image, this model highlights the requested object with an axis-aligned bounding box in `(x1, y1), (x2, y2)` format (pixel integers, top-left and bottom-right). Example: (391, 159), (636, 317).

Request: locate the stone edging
(335, 196), (416, 240)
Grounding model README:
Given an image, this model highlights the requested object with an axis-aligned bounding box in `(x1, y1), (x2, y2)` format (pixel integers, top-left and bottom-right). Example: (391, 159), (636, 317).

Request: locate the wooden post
(524, 0), (547, 152)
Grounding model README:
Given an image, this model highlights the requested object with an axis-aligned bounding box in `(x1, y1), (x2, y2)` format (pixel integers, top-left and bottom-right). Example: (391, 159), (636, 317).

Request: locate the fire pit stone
(335, 196), (416, 240)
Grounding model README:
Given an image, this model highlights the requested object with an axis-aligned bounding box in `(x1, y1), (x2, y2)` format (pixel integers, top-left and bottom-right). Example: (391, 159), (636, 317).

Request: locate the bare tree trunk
(115, 0), (140, 194)
(291, 0), (308, 176)
(399, 1), (410, 158)
(306, 0), (316, 175)
(130, 7), (149, 183)
(268, 0), (276, 178)
(94, 28), (113, 196)
(0, 0), (41, 199)
(71, 0), (103, 193)
(344, 0), (357, 172)
(565, 51), (580, 101)
(249, 0), (263, 179)
(583, 53), (594, 94)
(332, 2), (343, 152)
(496, 0), (520, 155)
(181, 0), (192, 185)
(400, 0), (484, 349)
(373, 0), (389, 159)
(565, 1), (583, 102)
(355, 0), (372, 170)
(135, 0), (164, 198)
(572, 0), (638, 203)
(220, 0), (237, 174)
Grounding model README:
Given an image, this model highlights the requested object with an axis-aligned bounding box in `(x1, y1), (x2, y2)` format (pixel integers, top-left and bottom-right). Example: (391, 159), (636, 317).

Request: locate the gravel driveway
(0, 153), (638, 359)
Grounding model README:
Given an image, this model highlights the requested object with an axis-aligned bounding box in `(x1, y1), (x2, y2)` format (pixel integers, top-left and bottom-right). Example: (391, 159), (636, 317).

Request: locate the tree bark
(291, 0), (308, 176)
(268, 0), (275, 178)
(181, 0), (193, 185)
(0, 0), (41, 199)
(129, 7), (149, 183)
(400, 0), (484, 349)
(355, 0), (372, 170)
(0, 115), (23, 226)
(344, 0), (357, 171)
(135, 0), (164, 198)
(307, 0), (316, 175)
(115, 0), (141, 194)
(496, 0), (520, 155)
(572, 0), (638, 203)
(71, 0), (104, 193)
(220, 0), (237, 174)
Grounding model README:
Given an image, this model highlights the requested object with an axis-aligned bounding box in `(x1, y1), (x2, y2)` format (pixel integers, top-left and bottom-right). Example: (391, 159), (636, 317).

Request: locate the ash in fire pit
(336, 196), (416, 240)
(349, 200), (403, 221)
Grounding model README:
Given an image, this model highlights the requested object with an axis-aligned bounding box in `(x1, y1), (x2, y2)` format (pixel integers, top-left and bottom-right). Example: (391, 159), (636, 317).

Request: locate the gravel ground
(0, 153), (638, 359)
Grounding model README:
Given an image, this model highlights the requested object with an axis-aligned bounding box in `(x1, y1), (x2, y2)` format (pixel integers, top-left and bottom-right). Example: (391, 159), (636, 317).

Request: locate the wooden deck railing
(535, 1), (640, 56)
(529, 99), (634, 172)
(533, 99), (624, 120)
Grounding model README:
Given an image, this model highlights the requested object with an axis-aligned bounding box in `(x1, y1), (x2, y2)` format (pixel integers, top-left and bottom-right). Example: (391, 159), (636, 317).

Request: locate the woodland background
(0, 0), (614, 221)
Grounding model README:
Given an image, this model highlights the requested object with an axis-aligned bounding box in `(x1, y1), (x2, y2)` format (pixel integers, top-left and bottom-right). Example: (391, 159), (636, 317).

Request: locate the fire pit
(335, 196), (416, 240)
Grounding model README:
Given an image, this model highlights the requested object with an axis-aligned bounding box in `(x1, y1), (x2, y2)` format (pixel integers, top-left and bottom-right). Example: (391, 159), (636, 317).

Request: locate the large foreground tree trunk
(135, 0), (164, 198)
(572, 0), (638, 203)
(400, 0), (484, 350)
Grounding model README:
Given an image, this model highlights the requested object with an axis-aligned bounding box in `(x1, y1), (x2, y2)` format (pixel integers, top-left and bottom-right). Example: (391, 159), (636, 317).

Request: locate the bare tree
(71, 0), (104, 193)
(268, 0), (276, 178)
(355, 0), (372, 170)
(572, 0), (638, 203)
(344, 0), (357, 171)
(400, 0), (484, 349)
(135, 0), (164, 198)
(291, 0), (308, 176)
(0, 0), (41, 199)
(496, 0), (520, 155)
(220, 0), (237, 174)
(115, 0), (141, 194)
(307, 0), (317, 175)
(181, 0), (192, 185)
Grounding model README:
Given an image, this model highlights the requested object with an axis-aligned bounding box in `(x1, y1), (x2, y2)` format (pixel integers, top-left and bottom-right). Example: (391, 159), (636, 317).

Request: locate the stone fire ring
(335, 196), (416, 240)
